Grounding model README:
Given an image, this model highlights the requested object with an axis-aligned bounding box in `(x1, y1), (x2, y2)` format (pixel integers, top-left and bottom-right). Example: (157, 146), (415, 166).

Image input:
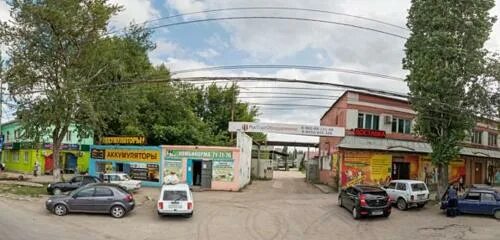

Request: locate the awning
(337, 136), (500, 159)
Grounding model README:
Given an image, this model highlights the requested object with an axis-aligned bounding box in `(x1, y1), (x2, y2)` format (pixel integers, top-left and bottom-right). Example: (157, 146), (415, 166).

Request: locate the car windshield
(163, 190), (188, 201)
(411, 183), (427, 191)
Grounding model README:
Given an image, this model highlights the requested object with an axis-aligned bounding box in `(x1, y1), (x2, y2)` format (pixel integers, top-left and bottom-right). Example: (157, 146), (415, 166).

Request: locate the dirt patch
(0, 183), (47, 197)
(418, 224), (474, 240)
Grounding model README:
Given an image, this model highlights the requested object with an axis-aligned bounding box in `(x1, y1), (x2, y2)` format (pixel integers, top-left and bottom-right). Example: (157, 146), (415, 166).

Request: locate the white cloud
(165, 0), (206, 18)
(109, 0), (159, 29)
(197, 48), (219, 59)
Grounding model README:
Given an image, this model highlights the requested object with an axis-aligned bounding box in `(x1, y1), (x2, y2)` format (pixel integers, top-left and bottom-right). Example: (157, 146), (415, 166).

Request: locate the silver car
(45, 183), (135, 218)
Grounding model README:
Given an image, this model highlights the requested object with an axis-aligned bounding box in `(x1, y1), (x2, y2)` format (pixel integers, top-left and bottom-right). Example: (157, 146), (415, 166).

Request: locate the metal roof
(338, 136), (500, 159)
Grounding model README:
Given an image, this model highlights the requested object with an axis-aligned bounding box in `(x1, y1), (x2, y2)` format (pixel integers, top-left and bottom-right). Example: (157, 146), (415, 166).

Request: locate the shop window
(472, 130), (482, 144)
(392, 118), (412, 134)
(357, 113), (379, 130)
(66, 131), (72, 142)
(488, 133), (497, 147)
(24, 151), (29, 164)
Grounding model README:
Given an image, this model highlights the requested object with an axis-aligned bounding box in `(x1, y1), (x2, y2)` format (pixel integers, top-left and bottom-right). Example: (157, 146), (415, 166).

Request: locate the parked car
(441, 187), (500, 219)
(47, 175), (101, 195)
(45, 183), (135, 218)
(157, 183), (194, 217)
(383, 180), (430, 210)
(103, 173), (141, 192)
(338, 185), (391, 219)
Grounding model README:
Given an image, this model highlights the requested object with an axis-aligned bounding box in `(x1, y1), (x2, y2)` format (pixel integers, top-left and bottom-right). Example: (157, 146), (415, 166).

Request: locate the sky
(1, 0), (499, 143)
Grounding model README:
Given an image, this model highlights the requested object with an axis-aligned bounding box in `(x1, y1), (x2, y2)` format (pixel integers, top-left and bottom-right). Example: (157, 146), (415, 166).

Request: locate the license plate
(371, 210), (383, 216)
(168, 204), (181, 209)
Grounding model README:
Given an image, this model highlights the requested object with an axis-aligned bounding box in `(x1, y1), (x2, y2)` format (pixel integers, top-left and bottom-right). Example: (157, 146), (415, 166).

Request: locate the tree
(403, 0), (497, 198)
(0, 0), (153, 180)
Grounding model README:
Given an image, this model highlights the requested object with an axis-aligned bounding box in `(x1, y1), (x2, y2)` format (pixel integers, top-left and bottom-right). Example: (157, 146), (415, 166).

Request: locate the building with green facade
(0, 120), (94, 174)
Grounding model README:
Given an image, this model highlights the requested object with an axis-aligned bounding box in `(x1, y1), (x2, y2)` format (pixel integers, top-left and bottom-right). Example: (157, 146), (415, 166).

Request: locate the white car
(103, 173), (141, 192)
(383, 180), (430, 210)
(157, 183), (194, 217)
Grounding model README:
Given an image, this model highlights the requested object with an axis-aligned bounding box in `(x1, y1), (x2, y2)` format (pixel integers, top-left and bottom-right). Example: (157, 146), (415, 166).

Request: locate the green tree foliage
(403, 0), (497, 197)
(104, 73), (265, 146)
(0, 0), (153, 179)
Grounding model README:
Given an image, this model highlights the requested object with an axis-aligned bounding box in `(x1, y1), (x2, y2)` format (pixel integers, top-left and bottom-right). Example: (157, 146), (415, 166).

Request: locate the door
(93, 187), (115, 212)
(395, 182), (408, 200)
(69, 187), (95, 212)
(392, 162), (410, 180)
(65, 154), (77, 173)
(344, 187), (358, 210)
(474, 162), (483, 184)
(186, 160), (193, 186)
(67, 176), (84, 192)
(44, 155), (54, 174)
(480, 193), (497, 215)
(459, 192), (481, 214)
(201, 160), (212, 189)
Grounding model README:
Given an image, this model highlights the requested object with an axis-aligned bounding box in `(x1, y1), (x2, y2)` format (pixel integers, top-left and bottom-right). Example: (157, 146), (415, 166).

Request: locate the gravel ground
(0, 170), (499, 240)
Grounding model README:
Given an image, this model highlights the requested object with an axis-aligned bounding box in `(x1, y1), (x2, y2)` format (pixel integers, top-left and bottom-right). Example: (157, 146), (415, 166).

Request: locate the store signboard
(101, 136), (145, 145)
(354, 128), (386, 138)
(165, 149), (232, 160)
(228, 122), (345, 137)
(104, 149), (160, 162)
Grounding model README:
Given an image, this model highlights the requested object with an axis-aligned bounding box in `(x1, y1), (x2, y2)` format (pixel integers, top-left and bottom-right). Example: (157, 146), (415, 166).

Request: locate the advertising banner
(228, 122), (345, 137)
(129, 163), (159, 182)
(164, 159), (184, 180)
(104, 149), (160, 163)
(341, 151), (392, 187)
(101, 136), (145, 145)
(213, 160), (234, 182)
(165, 149), (232, 160)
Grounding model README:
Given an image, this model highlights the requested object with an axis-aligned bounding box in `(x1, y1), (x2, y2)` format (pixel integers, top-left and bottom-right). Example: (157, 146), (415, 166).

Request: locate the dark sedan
(441, 187), (500, 219)
(45, 183), (135, 218)
(47, 175), (101, 195)
(339, 185), (391, 219)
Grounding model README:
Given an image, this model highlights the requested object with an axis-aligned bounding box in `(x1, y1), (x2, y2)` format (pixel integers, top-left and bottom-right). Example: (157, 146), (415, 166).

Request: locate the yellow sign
(370, 154), (392, 182)
(105, 149), (160, 162)
(101, 136), (145, 145)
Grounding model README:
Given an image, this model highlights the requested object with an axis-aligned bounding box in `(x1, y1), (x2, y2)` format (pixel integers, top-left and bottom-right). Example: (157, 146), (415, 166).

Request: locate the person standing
(447, 184), (458, 217)
(33, 161), (40, 177)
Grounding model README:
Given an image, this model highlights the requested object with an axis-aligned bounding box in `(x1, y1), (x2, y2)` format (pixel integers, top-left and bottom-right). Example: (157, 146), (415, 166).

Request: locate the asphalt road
(1, 170), (499, 240)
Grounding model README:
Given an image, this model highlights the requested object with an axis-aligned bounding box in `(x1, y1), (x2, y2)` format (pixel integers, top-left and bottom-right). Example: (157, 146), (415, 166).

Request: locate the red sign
(354, 129), (386, 138)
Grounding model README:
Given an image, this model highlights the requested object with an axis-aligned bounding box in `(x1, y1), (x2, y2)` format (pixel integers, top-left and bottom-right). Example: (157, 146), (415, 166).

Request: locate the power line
(139, 7), (408, 30)
(239, 91), (341, 98)
(170, 65), (405, 82)
(146, 16), (408, 39)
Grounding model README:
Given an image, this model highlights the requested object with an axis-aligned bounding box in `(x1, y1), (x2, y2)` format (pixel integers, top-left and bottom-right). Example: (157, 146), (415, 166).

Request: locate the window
(71, 176), (84, 183)
(488, 133), (497, 147)
(163, 190), (188, 201)
(464, 192), (481, 201)
(66, 131), (72, 141)
(14, 130), (20, 140)
(6, 131), (10, 142)
(411, 183), (427, 192)
(396, 183), (407, 191)
(94, 187), (114, 197)
(481, 193), (496, 202)
(75, 188), (95, 198)
(386, 182), (396, 189)
(357, 113), (380, 130)
(12, 151), (19, 162)
(24, 151), (29, 164)
(392, 118), (412, 134)
(472, 130), (482, 144)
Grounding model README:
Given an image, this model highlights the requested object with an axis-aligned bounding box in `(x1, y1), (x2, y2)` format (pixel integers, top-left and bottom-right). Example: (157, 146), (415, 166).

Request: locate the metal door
(201, 160), (212, 189)
(474, 162), (483, 184)
(186, 160), (193, 186)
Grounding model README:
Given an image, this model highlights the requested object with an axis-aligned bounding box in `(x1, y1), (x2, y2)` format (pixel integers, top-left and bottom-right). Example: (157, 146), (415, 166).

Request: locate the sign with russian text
(104, 149), (160, 162)
(101, 136), (145, 145)
(228, 122), (345, 137)
(354, 128), (386, 138)
(165, 150), (232, 160)
(213, 159), (234, 182)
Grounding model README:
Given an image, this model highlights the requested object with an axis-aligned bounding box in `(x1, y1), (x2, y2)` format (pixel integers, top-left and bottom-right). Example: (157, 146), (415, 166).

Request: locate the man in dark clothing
(447, 185), (458, 217)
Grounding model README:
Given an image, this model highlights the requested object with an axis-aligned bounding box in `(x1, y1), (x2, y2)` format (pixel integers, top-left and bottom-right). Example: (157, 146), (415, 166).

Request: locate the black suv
(47, 176), (101, 195)
(339, 185), (391, 219)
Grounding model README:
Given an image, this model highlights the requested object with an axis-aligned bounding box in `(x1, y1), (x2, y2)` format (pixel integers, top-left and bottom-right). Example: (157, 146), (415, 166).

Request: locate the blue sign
(0, 135), (4, 144)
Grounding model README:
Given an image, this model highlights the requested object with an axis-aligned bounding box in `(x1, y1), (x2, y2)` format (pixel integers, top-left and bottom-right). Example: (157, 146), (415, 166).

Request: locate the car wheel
(53, 204), (67, 216)
(110, 205), (126, 218)
(352, 207), (360, 219)
(53, 188), (62, 195)
(397, 198), (407, 211)
(494, 210), (500, 220)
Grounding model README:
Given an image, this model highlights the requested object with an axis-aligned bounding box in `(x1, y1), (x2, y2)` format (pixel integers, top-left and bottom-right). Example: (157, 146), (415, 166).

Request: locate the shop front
(161, 146), (246, 191)
(89, 145), (162, 187)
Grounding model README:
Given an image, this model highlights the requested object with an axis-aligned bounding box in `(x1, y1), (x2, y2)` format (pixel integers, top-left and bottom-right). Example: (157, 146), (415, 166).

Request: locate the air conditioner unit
(384, 115), (392, 124)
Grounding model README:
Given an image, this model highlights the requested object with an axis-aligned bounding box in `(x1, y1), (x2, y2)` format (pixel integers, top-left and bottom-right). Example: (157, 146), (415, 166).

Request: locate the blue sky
(1, 0), (500, 142)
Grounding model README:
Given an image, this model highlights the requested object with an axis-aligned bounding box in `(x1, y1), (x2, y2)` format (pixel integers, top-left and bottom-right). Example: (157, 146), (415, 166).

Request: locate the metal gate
(201, 160), (212, 189)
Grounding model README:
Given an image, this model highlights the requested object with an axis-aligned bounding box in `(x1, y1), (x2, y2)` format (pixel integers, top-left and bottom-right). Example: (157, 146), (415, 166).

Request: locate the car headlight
(47, 199), (52, 203)
(48, 184), (51, 188)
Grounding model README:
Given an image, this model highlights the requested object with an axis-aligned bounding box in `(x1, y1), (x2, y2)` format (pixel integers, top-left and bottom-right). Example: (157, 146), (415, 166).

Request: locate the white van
(157, 183), (194, 217)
